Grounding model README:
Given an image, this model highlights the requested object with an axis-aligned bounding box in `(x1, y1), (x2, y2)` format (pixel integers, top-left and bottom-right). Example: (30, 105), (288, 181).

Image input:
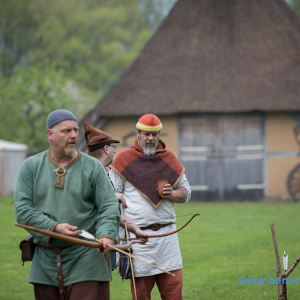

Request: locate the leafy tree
(0, 0), (176, 96)
(0, 64), (96, 151)
(0, 0), (36, 76)
(0, 0), (176, 150)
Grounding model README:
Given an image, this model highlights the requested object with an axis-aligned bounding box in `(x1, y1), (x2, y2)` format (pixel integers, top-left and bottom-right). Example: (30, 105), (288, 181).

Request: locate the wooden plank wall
(178, 113), (264, 201)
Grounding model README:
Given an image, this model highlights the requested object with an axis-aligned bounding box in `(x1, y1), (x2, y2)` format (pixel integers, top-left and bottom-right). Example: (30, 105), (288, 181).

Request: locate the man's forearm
(120, 216), (148, 243)
(169, 187), (186, 203)
(120, 216), (138, 234)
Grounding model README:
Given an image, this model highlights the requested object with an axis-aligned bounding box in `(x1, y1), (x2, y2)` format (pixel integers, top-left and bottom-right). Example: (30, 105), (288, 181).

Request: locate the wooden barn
(78, 0), (300, 201)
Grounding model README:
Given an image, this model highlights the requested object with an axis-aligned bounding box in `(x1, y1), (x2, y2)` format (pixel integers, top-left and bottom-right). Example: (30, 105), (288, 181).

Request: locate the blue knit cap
(46, 109), (78, 130)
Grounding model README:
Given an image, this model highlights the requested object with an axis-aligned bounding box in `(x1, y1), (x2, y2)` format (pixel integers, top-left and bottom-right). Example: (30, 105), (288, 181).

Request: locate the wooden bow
(15, 223), (175, 276)
(118, 213), (201, 241)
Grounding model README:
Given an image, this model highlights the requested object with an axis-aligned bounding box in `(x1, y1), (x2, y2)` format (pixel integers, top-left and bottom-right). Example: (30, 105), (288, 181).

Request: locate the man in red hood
(110, 114), (191, 300)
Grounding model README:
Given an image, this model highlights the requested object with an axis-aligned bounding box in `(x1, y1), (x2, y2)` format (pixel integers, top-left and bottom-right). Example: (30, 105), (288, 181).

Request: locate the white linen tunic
(109, 169), (191, 277)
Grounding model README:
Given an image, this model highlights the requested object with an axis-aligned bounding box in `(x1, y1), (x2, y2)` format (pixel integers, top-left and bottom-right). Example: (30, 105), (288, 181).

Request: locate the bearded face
(137, 131), (160, 156)
(48, 120), (79, 158)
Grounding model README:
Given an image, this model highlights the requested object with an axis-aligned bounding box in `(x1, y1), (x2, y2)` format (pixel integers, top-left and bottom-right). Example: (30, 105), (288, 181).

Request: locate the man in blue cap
(15, 109), (120, 300)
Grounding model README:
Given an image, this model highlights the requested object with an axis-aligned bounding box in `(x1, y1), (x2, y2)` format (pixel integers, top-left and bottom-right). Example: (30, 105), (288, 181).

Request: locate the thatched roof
(83, 0), (300, 121)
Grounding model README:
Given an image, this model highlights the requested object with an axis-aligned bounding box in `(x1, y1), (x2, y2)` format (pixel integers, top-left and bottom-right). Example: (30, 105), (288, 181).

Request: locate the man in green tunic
(14, 109), (120, 300)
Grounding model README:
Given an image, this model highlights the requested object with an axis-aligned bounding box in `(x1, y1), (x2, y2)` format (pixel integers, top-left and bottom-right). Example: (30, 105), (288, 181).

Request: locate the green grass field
(1, 196), (299, 300)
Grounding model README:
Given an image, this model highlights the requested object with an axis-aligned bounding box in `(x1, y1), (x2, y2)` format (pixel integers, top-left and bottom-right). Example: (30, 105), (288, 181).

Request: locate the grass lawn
(1, 195), (300, 299)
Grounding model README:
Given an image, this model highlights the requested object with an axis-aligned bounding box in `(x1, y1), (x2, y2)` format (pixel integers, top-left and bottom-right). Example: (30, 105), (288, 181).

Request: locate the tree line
(0, 0), (176, 151)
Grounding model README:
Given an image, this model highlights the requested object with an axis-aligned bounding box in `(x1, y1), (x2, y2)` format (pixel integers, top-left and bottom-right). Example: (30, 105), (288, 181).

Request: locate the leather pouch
(19, 235), (36, 265)
(118, 248), (133, 280)
(118, 231), (132, 280)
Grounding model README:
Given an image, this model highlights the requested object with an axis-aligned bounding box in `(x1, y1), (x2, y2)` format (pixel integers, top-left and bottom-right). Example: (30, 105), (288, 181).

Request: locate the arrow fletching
(79, 229), (96, 241)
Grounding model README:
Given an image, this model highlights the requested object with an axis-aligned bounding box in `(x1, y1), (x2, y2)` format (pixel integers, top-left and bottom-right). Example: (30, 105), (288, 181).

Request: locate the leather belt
(140, 222), (174, 231)
(36, 245), (65, 300)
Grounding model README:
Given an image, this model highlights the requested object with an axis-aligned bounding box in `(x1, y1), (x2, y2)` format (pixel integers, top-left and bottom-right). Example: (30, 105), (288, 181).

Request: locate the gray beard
(64, 146), (77, 157)
(138, 136), (159, 156)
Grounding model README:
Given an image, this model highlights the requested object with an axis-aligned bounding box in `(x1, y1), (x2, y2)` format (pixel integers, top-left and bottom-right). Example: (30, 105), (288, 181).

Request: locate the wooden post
(270, 224), (300, 300)
(283, 280), (288, 300)
(270, 223), (284, 300)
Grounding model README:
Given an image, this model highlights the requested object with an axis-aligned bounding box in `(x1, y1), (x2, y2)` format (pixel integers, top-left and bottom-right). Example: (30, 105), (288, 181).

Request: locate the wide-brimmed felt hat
(84, 123), (120, 152)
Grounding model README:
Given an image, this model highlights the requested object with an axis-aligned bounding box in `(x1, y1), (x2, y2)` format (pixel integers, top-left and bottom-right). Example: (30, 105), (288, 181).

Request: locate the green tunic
(14, 150), (120, 286)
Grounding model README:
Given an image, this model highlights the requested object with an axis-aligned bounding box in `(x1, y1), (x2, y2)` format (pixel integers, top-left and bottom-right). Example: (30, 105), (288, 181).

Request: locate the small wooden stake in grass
(270, 223), (300, 300)
(270, 223), (284, 300)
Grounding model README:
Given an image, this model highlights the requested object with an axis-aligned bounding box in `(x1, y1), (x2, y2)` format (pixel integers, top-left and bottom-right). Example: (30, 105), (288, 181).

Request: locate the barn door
(179, 113), (264, 201)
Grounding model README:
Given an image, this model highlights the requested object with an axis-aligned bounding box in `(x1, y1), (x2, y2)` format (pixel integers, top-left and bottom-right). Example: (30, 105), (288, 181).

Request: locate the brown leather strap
(36, 245), (65, 300)
(53, 247), (64, 300)
(140, 222), (174, 231)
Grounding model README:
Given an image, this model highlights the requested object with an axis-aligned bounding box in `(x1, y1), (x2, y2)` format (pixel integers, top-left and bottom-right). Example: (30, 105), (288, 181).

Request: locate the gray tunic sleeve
(175, 173), (191, 203)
